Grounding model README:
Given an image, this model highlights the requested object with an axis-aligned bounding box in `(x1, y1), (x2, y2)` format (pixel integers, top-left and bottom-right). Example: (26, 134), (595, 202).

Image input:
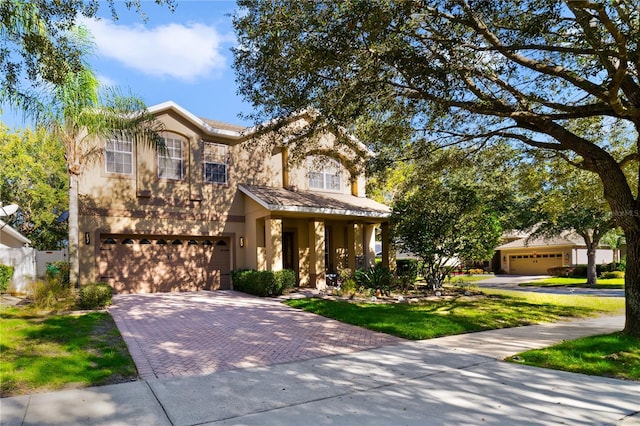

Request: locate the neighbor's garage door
(509, 253), (563, 275)
(98, 235), (231, 294)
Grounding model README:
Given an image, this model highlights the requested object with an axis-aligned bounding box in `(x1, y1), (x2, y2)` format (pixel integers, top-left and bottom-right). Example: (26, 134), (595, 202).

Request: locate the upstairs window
(105, 138), (133, 174)
(308, 157), (342, 191)
(158, 136), (184, 180)
(204, 142), (228, 184)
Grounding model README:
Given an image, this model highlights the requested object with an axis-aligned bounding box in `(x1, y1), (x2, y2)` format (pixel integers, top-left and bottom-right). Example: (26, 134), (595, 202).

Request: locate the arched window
(158, 135), (184, 180)
(307, 156), (342, 191)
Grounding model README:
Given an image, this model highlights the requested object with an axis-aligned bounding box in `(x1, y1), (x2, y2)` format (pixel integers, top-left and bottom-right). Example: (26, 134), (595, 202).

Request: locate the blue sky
(2, 1), (255, 129)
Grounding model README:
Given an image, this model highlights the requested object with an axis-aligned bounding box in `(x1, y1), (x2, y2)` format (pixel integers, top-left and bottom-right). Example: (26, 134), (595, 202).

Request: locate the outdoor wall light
(239, 237), (245, 247)
(84, 232), (90, 245)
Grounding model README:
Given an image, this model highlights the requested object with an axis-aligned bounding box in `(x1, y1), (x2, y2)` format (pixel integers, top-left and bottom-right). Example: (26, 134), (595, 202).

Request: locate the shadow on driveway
(109, 290), (405, 379)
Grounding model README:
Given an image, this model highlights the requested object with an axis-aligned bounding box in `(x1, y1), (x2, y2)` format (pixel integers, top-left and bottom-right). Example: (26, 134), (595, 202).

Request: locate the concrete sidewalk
(2, 315), (638, 425)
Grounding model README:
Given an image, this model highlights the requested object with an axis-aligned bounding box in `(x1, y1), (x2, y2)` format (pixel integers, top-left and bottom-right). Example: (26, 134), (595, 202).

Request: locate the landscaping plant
(78, 282), (113, 309)
(231, 269), (295, 297)
(0, 264), (13, 293)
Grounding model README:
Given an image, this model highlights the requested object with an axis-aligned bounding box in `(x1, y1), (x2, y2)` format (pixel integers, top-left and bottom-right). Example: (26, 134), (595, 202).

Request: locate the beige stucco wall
(77, 106), (380, 287)
(77, 109), (277, 283)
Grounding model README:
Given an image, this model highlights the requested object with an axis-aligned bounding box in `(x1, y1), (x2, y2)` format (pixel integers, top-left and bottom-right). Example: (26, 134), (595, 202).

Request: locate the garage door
(509, 253), (562, 275)
(98, 235), (231, 293)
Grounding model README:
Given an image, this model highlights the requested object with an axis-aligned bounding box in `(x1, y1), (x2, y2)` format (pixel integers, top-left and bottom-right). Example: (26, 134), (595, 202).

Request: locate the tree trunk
(624, 230), (640, 337)
(68, 173), (79, 288)
(585, 242), (597, 287)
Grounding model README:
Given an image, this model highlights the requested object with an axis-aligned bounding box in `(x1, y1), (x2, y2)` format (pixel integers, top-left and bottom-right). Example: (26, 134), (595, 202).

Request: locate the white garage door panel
(98, 235), (231, 294)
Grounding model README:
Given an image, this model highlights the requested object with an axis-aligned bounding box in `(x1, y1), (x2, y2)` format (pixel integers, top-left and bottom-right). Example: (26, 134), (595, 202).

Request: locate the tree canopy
(392, 175), (502, 288)
(233, 0), (640, 336)
(0, 0), (175, 111)
(0, 125), (68, 249)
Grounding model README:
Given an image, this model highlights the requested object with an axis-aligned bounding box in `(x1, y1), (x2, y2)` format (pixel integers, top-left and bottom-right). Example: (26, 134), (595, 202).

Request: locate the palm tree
(18, 28), (164, 286)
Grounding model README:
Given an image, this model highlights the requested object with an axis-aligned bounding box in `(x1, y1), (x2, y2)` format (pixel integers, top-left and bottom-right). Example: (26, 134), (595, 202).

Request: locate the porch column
(308, 219), (326, 289)
(364, 224), (376, 268)
(348, 223), (364, 270)
(245, 217), (257, 270)
(381, 222), (391, 270)
(265, 217), (283, 271)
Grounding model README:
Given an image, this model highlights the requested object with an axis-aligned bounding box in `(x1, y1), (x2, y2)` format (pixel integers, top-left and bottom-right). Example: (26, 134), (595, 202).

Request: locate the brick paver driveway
(109, 291), (405, 380)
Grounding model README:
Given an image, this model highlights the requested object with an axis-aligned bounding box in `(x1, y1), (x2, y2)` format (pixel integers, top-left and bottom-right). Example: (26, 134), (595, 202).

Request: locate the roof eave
(148, 101), (245, 140)
(238, 185), (390, 219)
(0, 220), (31, 245)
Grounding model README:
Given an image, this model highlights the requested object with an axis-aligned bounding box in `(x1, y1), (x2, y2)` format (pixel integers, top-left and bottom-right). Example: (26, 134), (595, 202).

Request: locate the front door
(283, 232), (297, 282)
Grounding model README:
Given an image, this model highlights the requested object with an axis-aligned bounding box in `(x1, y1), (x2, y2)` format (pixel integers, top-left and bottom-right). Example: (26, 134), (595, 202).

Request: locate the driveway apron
(109, 291), (405, 379)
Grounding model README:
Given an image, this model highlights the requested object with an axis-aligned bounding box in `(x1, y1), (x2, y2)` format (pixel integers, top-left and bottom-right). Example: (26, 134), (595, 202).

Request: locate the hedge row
(231, 269), (295, 297)
(548, 262), (625, 278)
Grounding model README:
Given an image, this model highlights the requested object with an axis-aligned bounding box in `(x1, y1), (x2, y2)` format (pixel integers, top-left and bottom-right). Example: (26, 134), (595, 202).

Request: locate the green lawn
(285, 290), (624, 340)
(519, 277), (624, 289)
(509, 332), (640, 381)
(0, 306), (137, 397)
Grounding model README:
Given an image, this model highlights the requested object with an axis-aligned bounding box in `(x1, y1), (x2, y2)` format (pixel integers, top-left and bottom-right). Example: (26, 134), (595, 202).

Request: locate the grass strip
(519, 277), (624, 288)
(509, 333), (640, 381)
(0, 306), (137, 397)
(285, 290), (624, 340)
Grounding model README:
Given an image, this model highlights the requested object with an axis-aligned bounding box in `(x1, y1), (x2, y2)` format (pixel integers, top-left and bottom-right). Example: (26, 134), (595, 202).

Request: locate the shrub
(28, 278), (74, 310)
(548, 266), (573, 277)
(274, 270), (296, 294)
(600, 270), (625, 279)
(619, 257), (626, 271)
(0, 265), (13, 293)
(45, 261), (70, 287)
(77, 282), (113, 309)
(337, 278), (357, 298)
(570, 265), (588, 278)
(231, 269), (295, 297)
(396, 259), (419, 281)
(355, 264), (392, 296)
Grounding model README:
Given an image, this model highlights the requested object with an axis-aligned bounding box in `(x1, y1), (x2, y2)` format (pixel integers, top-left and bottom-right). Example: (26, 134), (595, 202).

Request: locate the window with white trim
(105, 138), (133, 174)
(308, 157), (342, 191)
(158, 137), (184, 180)
(203, 142), (228, 184)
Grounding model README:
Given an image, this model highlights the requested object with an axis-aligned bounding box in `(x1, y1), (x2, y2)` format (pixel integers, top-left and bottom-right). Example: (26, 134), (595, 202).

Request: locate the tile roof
(199, 117), (247, 133)
(496, 235), (583, 250)
(239, 185), (390, 219)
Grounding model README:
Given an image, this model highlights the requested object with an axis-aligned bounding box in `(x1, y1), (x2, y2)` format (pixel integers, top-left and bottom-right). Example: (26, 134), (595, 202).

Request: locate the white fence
(36, 249), (68, 277)
(0, 247), (36, 293)
(1, 248), (68, 293)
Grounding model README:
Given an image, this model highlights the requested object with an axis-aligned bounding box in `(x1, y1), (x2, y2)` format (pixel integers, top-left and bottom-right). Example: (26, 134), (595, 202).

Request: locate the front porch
(239, 185), (391, 288)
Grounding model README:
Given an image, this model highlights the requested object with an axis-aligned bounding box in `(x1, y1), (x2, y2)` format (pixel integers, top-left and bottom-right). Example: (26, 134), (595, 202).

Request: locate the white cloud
(96, 73), (116, 87)
(81, 18), (231, 81)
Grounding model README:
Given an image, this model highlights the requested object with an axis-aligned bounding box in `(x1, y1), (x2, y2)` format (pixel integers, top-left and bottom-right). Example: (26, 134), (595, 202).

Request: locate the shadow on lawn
(285, 295), (595, 340)
(0, 309), (136, 397)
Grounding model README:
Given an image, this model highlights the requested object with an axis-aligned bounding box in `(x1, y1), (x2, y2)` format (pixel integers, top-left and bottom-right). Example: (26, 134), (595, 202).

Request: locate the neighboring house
(0, 219), (36, 292)
(0, 219), (30, 248)
(78, 101), (391, 293)
(494, 234), (614, 275)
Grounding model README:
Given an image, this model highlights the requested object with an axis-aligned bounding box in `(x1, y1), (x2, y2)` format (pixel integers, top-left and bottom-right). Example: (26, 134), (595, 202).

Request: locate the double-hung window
(203, 142), (228, 184)
(308, 157), (342, 191)
(158, 137), (184, 180)
(105, 138), (133, 174)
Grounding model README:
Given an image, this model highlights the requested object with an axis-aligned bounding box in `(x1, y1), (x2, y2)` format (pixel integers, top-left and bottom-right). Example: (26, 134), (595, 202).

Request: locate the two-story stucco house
(78, 101), (391, 293)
